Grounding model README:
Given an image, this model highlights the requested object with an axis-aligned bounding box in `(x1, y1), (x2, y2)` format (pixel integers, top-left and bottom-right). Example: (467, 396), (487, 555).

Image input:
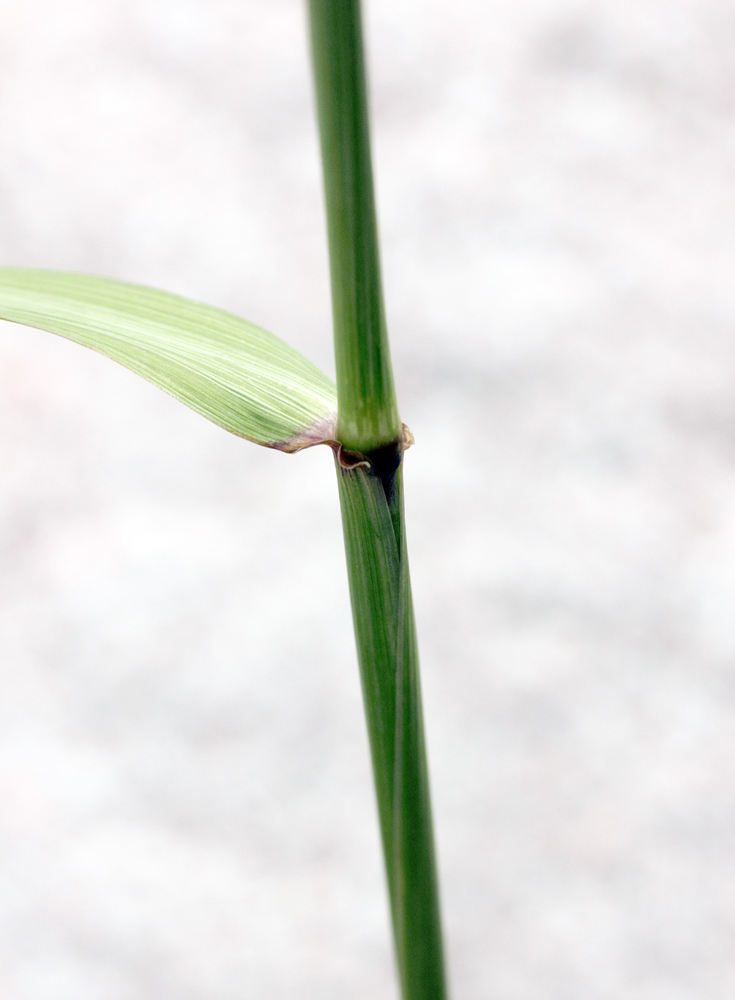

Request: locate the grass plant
(0, 2), (447, 997)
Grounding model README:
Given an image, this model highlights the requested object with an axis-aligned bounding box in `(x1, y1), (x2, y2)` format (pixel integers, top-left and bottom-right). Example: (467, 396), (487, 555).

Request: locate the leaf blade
(0, 268), (337, 449)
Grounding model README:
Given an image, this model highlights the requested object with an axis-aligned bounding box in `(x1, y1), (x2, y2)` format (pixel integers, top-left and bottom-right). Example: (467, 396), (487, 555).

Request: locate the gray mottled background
(1, 0), (734, 997)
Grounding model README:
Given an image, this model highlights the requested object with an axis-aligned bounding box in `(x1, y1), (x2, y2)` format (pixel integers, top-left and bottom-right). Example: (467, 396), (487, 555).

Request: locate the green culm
(0, 2), (448, 998)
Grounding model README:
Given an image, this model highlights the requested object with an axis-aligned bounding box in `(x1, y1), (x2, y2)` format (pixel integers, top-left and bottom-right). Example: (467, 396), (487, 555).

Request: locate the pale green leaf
(0, 268), (337, 450)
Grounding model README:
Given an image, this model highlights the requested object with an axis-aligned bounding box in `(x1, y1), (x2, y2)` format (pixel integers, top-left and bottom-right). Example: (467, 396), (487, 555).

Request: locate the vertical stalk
(308, 0), (400, 455)
(308, 2), (448, 998)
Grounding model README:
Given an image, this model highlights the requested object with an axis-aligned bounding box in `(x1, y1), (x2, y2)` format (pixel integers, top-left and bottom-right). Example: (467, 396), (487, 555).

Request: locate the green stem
(308, 0), (400, 454)
(308, 2), (448, 997)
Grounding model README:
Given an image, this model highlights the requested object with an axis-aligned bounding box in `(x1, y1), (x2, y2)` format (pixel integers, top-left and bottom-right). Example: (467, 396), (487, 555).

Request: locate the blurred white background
(1, 0), (735, 997)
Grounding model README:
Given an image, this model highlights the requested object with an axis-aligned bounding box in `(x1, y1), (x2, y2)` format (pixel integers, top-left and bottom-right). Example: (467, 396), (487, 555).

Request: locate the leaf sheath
(336, 462), (447, 999)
